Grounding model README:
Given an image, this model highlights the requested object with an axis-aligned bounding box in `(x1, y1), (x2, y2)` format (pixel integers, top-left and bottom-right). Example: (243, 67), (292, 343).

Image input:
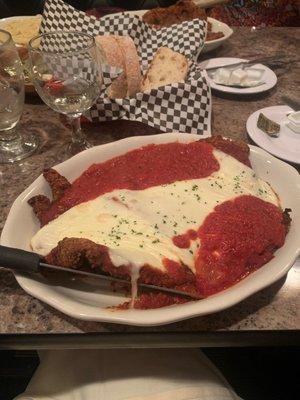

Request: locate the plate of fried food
(0, 15), (42, 93)
(105, 0), (233, 54)
(1, 133), (300, 325)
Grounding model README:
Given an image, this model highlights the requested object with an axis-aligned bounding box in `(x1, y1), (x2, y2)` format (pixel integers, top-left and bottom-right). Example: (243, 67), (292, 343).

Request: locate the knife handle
(0, 245), (40, 273)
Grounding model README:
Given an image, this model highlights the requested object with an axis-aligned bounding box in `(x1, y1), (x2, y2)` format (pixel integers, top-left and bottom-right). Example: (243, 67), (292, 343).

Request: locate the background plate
(247, 105), (300, 164)
(199, 57), (277, 94)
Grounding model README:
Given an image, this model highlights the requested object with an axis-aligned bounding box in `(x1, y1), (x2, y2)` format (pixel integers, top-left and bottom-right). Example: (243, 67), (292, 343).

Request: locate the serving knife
(0, 245), (201, 300)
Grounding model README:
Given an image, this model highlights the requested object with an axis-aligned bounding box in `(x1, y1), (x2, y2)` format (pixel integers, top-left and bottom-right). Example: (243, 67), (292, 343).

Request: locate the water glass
(0, 29), (38, 163)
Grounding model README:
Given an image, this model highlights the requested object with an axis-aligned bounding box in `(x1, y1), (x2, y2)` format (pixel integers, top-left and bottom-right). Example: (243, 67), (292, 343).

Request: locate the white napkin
(14, 349), (243, 400)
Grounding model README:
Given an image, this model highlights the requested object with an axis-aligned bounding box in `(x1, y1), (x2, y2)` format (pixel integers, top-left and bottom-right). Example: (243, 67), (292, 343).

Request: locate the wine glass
(28, 31), (102, 154)
(0, 29), (38, 164)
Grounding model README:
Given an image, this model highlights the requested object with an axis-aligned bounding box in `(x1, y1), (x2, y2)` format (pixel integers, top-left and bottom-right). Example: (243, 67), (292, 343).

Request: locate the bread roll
(141, 47), (189, 92)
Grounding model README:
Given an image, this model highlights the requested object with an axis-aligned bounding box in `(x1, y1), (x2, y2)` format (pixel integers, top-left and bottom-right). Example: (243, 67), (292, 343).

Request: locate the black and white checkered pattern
(41, 0), (211, 136)
(90, 68), (211, 134)
(42, 54), (98, 83)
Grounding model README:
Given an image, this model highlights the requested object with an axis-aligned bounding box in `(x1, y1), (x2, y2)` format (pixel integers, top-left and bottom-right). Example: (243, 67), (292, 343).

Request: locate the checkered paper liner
(41, 0), (211, 135)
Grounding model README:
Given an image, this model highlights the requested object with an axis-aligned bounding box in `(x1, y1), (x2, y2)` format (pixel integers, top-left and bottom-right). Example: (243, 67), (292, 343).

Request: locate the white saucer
(247, 105), (300, 164)
(199, 57), (277, 94)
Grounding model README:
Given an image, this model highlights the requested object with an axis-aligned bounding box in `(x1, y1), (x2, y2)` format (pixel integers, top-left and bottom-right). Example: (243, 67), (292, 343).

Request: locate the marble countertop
(0, 27), (299, 339)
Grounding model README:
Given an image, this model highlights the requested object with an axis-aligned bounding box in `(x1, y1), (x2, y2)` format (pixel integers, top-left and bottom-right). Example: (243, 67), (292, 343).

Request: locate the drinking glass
(28, 31), (102, 154)
(0, 29), (38, 163)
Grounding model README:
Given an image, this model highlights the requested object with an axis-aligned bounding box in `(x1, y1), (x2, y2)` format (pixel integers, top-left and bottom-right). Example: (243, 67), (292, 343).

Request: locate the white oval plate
(1, 133), (300, 326)
(247, 105), (300, 165)
(103, 11), (232, 54)
(199, 57), (277, 94)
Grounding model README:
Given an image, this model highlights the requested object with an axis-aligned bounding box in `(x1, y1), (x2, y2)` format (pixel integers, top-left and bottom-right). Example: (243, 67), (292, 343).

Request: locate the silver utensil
(202, 55), (298, 72)
(204, 60), (259, 71)
(0, 245), (201, 300)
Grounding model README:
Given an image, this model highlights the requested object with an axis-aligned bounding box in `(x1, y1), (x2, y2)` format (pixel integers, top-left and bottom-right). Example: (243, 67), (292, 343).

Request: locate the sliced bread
(141, 47), (189, 92)
(115, 36), (142, 97)
(95, 35), (127, 98)
(95, 35), (142, 98)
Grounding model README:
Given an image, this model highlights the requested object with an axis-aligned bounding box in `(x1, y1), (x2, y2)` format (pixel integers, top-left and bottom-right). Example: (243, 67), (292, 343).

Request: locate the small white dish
(287, 111), (300, 134)
(247, 105), (300, 164)
(199, 57), (277, 94)
(1, 133), (300, 325)
(199, 16), (233, 53)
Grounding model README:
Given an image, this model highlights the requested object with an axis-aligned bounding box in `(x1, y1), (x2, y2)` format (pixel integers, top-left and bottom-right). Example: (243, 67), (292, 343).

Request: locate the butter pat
(246, 68), (263, 81)
(228, 69), (247, 85)
(213, 68), (231, 85)
(287, 111), (300, 134)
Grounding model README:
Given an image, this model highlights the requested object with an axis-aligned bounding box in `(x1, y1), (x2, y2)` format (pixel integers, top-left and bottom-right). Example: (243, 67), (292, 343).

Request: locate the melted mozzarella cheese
(31, 150), (279, 273)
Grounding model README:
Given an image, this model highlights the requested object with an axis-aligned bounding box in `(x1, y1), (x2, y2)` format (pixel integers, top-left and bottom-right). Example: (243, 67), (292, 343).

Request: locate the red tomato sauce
(196, 195), (286, 297)
(172, 229), (198, 248)
(209, 138), (251, 167)
(42, 141), (219, 225)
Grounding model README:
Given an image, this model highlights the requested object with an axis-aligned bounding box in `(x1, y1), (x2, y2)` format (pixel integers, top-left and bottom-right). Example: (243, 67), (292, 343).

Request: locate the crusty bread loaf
(115, 36), (142, 97)
(95, 35), (127, 98)
(95, 35), (142, 98)
(141, 47), (189, 92)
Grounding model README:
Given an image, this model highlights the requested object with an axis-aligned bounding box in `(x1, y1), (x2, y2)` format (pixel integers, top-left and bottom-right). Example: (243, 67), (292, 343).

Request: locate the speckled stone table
(1, 27), (300, 348)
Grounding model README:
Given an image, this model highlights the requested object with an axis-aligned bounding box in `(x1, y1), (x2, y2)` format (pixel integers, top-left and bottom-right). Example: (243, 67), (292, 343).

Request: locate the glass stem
(69, 115), (85, 145)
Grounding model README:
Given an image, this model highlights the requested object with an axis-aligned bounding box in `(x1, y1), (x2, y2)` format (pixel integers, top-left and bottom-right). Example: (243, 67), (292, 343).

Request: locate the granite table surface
(0, 27), (299, 343)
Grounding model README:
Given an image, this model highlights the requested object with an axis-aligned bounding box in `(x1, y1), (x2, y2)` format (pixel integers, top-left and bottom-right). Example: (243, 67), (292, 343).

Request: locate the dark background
(0, 0), (175, 18)
(0, 347), (299, 400)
